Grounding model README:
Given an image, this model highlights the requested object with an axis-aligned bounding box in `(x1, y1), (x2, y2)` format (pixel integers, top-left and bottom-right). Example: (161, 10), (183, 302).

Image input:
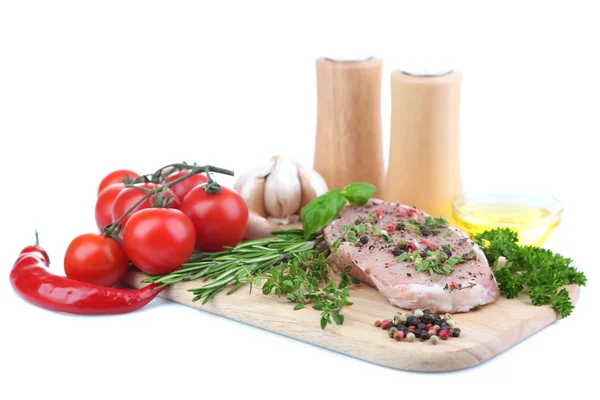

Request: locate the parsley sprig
(475, 228), (587, 318)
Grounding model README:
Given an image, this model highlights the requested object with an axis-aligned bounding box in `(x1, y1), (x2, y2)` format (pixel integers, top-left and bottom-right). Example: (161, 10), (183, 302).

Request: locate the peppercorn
(393, 330), (405, 341)
(407, 316), (418, 326)
(443, 248), (452, 257)
(447, 319), (457, 329)
(406, 332), (416, 342)
(359, 236), (369, 244)
(417, 323), (427, 331)
(428, 329), (437, 336)
(413, 309), (424, 318)
(399, 326), (409, 336)
(440, 322), (450, 331)
(405, 242), (417, 252)
(381, 319), (390, 330)
(450, 328), (461, 337)
(391, 246), (404, 256)
(374, 320), (382, 327)
(438, 330), (450, 340)
(408, 325), (415, 332)
(420, 250), (428, 258)
(433, 316), (444, 326)
(421, 314), (432, 325)
(430, 335), (440, 345)
(354, 219), (362, 225)
(393, 313), (408, 325)
(444, 313), (453, 321)
(420, 227), (430, 237)
(388, 326), (398, 338)
(395, 223), (405, 232)
(419, 330), (430, 340)
(433, 324), (441, 330)
(414, 329), (422, 337)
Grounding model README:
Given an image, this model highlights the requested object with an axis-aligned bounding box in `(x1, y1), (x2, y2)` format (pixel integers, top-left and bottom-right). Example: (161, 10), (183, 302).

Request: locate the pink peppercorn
(407, 209), (418, 219)
(408, 325), (415, 331)
(375, 208), (383, 218)
(439, 330), (450, 340)
(450, 282), (459, 290)
(374, 320), (382, 327)
(386, 223), (395, 232)
(393, 330), (405, 341)
(405, 242), (417, 253)
(396, 208), (407, 217)
(381, 319), (390, 330)
(421, 240), (437, 250)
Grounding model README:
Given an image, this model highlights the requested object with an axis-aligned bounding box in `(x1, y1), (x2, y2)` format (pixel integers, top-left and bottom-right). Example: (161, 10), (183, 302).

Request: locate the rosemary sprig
(142, 182), (377, 329)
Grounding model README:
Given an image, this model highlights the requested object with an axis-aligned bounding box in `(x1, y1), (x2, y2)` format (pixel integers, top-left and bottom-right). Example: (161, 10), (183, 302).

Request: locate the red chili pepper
(10, 244), (164, 315)
(421, 240), (437, 250)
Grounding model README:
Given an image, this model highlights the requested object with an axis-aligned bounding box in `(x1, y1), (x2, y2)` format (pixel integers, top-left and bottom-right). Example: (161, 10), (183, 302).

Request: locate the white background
(1, 1), (598, 399)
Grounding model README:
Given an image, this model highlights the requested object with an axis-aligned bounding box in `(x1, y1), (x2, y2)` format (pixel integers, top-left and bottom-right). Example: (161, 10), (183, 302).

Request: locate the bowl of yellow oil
(451, 189), (563, 246)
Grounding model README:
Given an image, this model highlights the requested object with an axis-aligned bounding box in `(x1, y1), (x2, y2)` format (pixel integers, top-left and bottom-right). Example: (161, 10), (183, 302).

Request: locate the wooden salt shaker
(384, 68), (463, 220)
(313, 57), (385, 196)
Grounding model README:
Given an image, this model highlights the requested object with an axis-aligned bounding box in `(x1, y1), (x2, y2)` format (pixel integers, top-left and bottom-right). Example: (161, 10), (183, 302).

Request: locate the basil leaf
(341, 182), (377, 205)
(301, 190), (346, 238)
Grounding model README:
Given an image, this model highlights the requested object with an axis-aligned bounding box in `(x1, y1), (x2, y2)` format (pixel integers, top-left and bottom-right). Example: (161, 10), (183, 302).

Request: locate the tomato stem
(34, 229), (40, 246)
(103, 163), (234, 237)
(202, 166), (222, 194)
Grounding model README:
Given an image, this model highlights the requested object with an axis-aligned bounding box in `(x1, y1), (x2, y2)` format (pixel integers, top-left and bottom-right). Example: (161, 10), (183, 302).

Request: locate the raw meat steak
(323, 199), (499, 312)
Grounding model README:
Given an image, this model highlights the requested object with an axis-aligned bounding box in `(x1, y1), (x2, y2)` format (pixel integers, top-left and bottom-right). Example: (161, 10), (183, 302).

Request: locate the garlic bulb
(234, 156), (329, 222)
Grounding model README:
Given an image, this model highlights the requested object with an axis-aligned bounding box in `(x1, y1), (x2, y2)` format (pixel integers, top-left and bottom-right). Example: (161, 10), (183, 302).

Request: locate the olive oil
(452, 203), (561, 246)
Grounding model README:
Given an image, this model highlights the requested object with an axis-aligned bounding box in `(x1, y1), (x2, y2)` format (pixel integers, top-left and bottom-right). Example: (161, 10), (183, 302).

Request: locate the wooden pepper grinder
(384, 68), (463, 221)
(313, 57), (385, 196)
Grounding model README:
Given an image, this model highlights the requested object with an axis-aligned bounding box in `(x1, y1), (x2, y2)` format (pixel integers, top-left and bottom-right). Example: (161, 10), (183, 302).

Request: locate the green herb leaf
(293, 303), (304, 311)
(301, 190), (347, 238)
(476, 228), (587, 318)
(341, 182), (377, 205)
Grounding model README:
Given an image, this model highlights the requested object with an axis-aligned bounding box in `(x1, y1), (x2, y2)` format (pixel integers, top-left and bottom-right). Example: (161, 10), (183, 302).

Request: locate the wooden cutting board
(123, 270), (579, 372)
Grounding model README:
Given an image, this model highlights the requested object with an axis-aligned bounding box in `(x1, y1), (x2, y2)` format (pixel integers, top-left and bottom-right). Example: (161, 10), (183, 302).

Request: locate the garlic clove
(234, 163), (272, 217)
(298, 166), (329, 209)
(244, 210), (279, 240)
(264, 156), (302, 218)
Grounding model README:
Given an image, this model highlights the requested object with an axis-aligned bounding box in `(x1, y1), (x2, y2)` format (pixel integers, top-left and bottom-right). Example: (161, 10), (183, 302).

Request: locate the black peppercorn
(419, 330), (430, 340)
(450, 328), (461, 337)
(433, 316), (444, 326)
(414, 329), (422, 337)
(420, 227), (430, 237)
(443, 248), (452, 257)
(421, 314), (432, 325)
(354, 219), (362, 225)
(395, 223), (405, 232)
(391, 246), (404, 256)
(359, 236), (369, 244)
(417, 323), (427, 331)
(407, 316), (418, 326)
(440, 322), (450, 331)
(420, 250), (428, 258)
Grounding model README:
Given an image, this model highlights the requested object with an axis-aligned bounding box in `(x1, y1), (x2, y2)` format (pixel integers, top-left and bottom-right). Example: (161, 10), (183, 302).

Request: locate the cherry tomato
(64, 233), (129, 287)
(164, 170), (208, 202)
(98, 169), (139, 194)
(95, 183), (125, 229)
(123, 208), (196, 275)
(181, 185), (248, 252)
(112, 183), (180, 229)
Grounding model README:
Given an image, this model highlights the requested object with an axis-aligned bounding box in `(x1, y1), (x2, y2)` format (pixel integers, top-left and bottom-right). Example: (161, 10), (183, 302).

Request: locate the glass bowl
(451, 189), (563, 246)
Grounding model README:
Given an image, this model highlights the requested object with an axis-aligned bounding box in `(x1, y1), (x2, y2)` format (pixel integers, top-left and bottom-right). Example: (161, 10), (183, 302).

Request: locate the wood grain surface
(123, 270), (579, 372)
